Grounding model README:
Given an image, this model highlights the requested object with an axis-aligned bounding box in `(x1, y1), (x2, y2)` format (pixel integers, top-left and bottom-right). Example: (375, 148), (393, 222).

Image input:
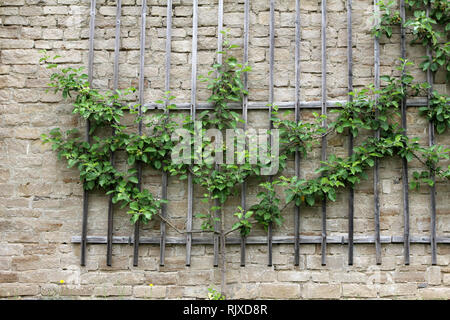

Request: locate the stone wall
(0, 0), (449, 299)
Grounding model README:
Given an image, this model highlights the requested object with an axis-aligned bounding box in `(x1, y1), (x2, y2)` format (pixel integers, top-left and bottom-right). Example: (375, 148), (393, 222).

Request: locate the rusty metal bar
(213, 0), (224, 268)
(294, 0), (301, 267)
(373, 0), (382, 265)
(320, 0), (328, 266)
(347, 0), (354, 266)
(142, 99), (428, 110)
(426, 4), (437, 266)
(240, 0), (250, 267)
(106, 0), (121, 267)
(399, 0), (410, 265)
(186, 0), (199, 267)
(81, 0), (96, 267)
(159, 0), (172, 267)
(267, 0), (275, 267)
(73, 235), (450, 245)
(133, 0), (147, 267)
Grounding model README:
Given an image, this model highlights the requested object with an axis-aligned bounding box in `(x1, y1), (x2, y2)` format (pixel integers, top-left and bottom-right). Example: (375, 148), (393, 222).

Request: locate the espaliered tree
(41, 18), (449, 296)
(372, 0), (450, 185)
(40, 34), (282, 296)
(269, 61), (449, 211)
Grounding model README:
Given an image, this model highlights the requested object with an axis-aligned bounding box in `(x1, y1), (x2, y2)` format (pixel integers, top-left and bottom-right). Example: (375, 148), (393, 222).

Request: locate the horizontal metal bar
(72, 235), (450, 245)
(142, 99), (429, 110)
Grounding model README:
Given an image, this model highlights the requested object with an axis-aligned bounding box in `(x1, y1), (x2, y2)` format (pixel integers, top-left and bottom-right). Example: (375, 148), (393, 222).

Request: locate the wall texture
(0, 0), (449, 299)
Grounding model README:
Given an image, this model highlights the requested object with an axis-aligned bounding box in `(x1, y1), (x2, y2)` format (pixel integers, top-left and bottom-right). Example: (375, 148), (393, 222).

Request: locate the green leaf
(128, 176), (139, 184)
(436, 123), (446, 134)
(405, 152), (413, 162)
(285, 192), (295, 204)
(305, 195), (315, 207)
(327, 189), (336, 202)
(67, 159), (78, 168)
(131, 214), (139, 224)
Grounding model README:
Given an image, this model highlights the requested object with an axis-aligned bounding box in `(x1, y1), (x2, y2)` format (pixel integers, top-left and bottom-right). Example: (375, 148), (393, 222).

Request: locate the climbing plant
(373, 0), (402, 38)
(373, 0), (450, 80)
(39, 33), (283, 237)
(165, 32), (277, 234)
(250, 59), (449, 219)
(41, 57), (449, 240)
(40, 53), (179, 225)
(41, 15), (450, 295)
(419, 90), (450, 133)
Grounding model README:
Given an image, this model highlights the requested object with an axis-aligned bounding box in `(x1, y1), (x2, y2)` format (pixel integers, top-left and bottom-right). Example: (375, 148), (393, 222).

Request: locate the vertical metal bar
(268, 0), (274, 127)
(239, 235), (246, 267)
(133, 0), (147, 267)
(112, 0), (121, 92)
(217, 0), (223, 65)
(267, 223), (273, 267)
(87, 0), (96, 86)
(373, 0), (382, 265)
(160, 0), (172, 267)
(399, 0), (410, 265)
(213, 0), (224, 268)
(106, 0), (121, 267)
(426, 4), (437, 266)
(293, 0), (301, 267)
(240, 0), (250, 267)
(267, 0), (275, 267)
(81, 0), (96, 267)
(186, 0), (198, 266)
(428, 96), (437, 266)
(347, 0), (354, 266)
(320, 0), (327, 266)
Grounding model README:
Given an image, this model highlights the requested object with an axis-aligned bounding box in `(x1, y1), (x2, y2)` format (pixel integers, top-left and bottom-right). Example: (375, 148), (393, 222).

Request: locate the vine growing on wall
(41, 12), (450, 295)
(40, 57), (180, 225)
(266, 61), (450, 212)
(373, 0), (450, 80)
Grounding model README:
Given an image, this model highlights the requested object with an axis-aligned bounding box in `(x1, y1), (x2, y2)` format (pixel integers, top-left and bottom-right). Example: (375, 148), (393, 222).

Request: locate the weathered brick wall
(0, 0), (449, 299)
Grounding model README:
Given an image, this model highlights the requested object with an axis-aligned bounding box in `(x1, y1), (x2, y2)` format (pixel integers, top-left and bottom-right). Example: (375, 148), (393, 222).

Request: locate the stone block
(0, 284), (39, 297)
(93, 286), (133, 297)
(379, 284), (418, 298)
(302, 284), (341, 299)
(278, 271), (310, 282)
(259, 283), (300, 299)
(342, 284), (378, 298)
(426, 266), (441, 285)
(133, 285), (166, 299)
